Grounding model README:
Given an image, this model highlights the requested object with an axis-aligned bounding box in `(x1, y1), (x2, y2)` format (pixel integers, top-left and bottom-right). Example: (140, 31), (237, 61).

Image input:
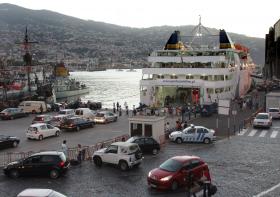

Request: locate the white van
(75, 108), (96, 119)
(18, 101), (47, 113)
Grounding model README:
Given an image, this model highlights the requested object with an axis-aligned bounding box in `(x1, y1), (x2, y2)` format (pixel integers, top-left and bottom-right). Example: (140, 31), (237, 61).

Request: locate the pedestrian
(165, 122), (170, 133)
(116, 102), (119, 111)
(77, 144), (82, 164)
(61, 140), (68, 159)
(126, 105), (129, 115)
(124, 101), (128, 109)
(133, 105), (136, 116)
(119, 105), (122, 116)
(186, 172), (197, 197)
(40, 104), (43, 114)
(183, 120), (188, 129)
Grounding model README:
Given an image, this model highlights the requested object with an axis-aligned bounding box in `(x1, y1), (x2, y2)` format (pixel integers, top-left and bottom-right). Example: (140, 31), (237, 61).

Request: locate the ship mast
(16, 27), (38, 95)
(190, 15), (211, 47)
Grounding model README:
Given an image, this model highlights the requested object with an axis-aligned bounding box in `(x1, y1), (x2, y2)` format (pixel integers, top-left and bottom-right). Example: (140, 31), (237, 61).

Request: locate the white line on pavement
(253, 182), (280, 197)
(237, 129), (247, 136)
(259, 130), (268, 137)
(270, 130), (278, 138)
(248, 129), (258, 137)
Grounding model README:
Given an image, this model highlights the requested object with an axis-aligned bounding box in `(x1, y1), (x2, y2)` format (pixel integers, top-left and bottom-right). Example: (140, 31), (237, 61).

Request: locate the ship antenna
(190, 15), (211, 47)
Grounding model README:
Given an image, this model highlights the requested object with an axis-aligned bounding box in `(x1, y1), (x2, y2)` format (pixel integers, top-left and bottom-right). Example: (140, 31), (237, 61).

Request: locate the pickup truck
(92, 142), (143, 171)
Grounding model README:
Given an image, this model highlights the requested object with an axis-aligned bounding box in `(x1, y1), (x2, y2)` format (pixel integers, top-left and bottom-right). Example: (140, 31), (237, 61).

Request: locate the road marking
(259, 130), (268, 137)
(248, 129), (257, 137)
(270, 130), (278, 138)
(253, 182), (280, 197)
(272, 126), (280, 129)
(238, 129), (247, 136)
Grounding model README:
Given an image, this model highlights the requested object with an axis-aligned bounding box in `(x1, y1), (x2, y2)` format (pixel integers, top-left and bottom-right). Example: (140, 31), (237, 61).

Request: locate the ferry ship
(140, 28), (255, 107)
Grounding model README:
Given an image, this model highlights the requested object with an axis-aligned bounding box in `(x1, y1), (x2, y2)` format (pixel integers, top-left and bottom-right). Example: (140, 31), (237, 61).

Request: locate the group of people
(61, 140), (84, 164)
(175, 118), (188, 130)
(113, 101), (129, 116)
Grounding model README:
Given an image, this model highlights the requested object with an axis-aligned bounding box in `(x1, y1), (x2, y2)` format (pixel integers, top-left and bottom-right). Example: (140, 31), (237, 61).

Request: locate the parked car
(253, 113), (272, 128)
(169, 124), (216, 144)
(58, 109), (75, 117)
(60, 117), (95, 131)
(17, 189), (66, 197)
(18, 101), (47, 113)
(92, 142), (143, 171)
(3, 151), (69, 179)
(0, 108), (28, 120)
(50, 115), (68, 128)
(268, 108), (280, 119)
(93, 111), (117, 123)
(75, 108), (96, 119)
(0, 135), (20, 149)
(147, 155), (211, 190)
(26, 123), (61, 140)
(126, 136), (160, 155)
(32, 115), (53, 124)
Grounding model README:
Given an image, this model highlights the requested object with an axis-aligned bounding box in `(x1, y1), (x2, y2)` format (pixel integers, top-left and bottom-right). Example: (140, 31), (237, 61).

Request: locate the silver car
(93, 111), (117, 123)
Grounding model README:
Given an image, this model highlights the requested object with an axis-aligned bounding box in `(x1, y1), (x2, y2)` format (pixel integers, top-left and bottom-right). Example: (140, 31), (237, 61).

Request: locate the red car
(147, 156), (211, 190)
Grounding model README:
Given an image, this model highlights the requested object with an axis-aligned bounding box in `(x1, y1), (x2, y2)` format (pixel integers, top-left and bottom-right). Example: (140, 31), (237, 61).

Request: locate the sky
(0, 0), (279, 38)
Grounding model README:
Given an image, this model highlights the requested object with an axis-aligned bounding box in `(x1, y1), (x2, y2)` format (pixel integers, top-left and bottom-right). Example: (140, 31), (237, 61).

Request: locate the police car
(169, 124), (216, 144)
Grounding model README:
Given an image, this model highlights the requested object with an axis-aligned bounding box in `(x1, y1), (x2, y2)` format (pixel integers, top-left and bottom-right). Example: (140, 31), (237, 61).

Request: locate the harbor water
(69, 69), (142, 109)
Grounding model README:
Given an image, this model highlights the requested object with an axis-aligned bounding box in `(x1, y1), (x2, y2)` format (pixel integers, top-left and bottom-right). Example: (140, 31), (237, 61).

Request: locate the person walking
(119, 106), (122, 116)
(116, 102), (119, 111)
(133, 105), (136, 116)
(61, 140), (68, 159)
(125, 105), (129, 115)
(113, 102), (116, 113)
(77, 144), (82, 164)
(40, 104), (43, 114)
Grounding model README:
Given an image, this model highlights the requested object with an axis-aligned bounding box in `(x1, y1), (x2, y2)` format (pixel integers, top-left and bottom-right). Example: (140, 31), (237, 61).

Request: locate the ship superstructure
(140, 26), (254, 107)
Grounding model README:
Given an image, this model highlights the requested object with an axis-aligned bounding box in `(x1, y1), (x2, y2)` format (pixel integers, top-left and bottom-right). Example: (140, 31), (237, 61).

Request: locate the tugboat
(53, 62), (90, 99)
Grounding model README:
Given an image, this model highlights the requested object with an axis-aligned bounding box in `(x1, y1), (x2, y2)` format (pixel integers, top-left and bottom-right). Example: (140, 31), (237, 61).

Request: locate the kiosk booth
(128, 116), (165, 144)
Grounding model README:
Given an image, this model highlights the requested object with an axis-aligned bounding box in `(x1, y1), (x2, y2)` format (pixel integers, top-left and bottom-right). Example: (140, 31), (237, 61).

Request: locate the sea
(69, 69), (142, 109)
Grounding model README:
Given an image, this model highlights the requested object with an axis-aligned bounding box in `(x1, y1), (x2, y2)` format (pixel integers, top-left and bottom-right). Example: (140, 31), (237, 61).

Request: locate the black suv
(126, 136), (160, 155)
(60, 117), (95, 131)
(3, 151), (69, 179)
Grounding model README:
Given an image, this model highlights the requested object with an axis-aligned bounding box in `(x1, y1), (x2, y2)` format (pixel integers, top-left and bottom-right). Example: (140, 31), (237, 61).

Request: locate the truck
(266, 92), (280, 112)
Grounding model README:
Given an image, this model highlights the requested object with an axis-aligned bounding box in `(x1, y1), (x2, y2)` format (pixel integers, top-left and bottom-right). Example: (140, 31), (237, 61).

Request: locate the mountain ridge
(0, 3), (265, 66)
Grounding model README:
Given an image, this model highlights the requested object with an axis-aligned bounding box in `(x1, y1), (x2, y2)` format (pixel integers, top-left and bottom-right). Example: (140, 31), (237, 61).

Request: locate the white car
(92, 142), (143, 171)
(253, 113), (272, 128)
(17, 188), (66, 197)
(26, 123), (61, 141)
(93, 111), (117, 123)
(169, 125), (216, 144)
(268, 108), (280, 119)
(58, 109), (75, 118)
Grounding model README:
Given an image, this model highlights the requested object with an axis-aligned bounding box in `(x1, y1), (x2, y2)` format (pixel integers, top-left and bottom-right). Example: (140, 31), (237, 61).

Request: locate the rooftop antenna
(190, 15), (211, 47)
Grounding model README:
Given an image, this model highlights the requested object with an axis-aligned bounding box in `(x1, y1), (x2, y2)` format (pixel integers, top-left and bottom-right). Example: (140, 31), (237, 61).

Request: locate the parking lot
(1, 129), (280, 197)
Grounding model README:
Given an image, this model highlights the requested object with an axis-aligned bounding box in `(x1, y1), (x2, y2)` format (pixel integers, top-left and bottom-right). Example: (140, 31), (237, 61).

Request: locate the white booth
(128, 115), (165, 144)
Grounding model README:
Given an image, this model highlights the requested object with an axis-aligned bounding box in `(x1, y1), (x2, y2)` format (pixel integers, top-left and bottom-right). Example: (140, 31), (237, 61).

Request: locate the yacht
(140, 29), (255, 107)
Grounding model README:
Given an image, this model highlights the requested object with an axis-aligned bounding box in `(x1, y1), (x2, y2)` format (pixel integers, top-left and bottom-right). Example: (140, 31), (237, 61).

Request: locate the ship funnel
(164, 31), (185, 50)
(219, 29), (235, 49)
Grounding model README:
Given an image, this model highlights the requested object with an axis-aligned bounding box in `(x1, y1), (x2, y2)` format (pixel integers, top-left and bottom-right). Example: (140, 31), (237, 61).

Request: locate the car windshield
(59, 111), (66, 114)
(256, 114), (269, 119)
(2, 109), (11, 112)
(34, 117), (44, 121)
(52, 117), (62, 121)
(65, 119), (75, 124)
(96, 113), (105, 117)
(126, 137), (135, 143)
(159, 158), (183, 172)
(269, 109), (279, 112)
(127, 144), (139, 153)
(28, 127), (37, 131)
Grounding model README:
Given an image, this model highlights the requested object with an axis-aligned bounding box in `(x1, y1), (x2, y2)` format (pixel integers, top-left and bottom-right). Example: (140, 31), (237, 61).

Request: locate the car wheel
(152, 148), (158, 155)
(91, 123), (95, 128)
(9, 169), (19, 178)
(119, 160), (128, 171)
(203, 138), (211, 144)
(76, 126), (80, 131)
(38, 135), (43, 141)
(171, 181), (178, 191)
(176, 138), (183, 144)
(12, 141), (18, 147)
(55, 131), (60, 137)
(50, 169), (59, 179)
(93, 156), (102, 167)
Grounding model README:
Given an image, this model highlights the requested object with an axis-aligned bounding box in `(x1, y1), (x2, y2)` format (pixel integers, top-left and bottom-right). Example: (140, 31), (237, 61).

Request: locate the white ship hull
(55, 87), (90, 99)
